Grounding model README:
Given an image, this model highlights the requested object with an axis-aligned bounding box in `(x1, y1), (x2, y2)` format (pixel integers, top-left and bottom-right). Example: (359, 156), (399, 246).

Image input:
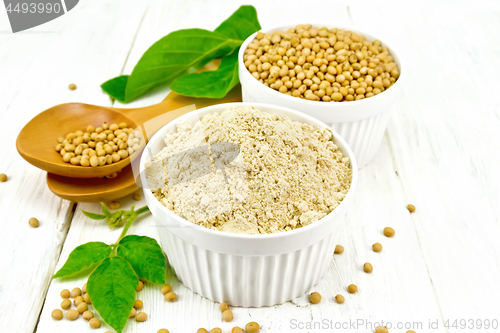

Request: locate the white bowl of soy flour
(140, 103), (358, 307)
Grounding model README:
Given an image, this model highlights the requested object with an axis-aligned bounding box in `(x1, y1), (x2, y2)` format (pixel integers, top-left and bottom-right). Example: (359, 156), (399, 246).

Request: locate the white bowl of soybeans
(238, 23), (404, 167)
(140, 102), (358, 307)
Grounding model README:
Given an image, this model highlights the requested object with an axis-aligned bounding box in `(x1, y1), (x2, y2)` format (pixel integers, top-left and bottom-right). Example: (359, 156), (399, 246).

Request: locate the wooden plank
(350, 3), (500, 332)
(33, 1), (479, 333)
(34, 2), (492, 332)
(0, 1), (148, 333)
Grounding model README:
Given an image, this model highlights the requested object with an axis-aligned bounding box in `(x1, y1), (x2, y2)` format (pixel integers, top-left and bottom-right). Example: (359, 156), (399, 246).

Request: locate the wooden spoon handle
(116, 86), (242, 140)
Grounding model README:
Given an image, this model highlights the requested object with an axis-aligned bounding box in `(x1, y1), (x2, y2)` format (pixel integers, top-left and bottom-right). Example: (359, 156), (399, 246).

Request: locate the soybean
(161, 284), (172, 295)
(60, 289), (70, 299)
(222, 309), (233, 322)
(372, 243), (383, 252)
(232, 327), (244, 333)
(363, 262), (373, 273)
(66, 309), (79, 321)
(74, 295), (84, 306)
(165, 291), (177, 302)
(0, 174), (7, 182)
(77, 302), (88, 314)
(28, 217), (39, 228)
(82, 310), (94, 320)
(348, 284), (358, 293)
(384, 227), (395, 237)
(61, 299), (71, 310)
(219, 302), (229, 312)
(407, 204), (416, 212)
(334, 245), (344, 254)
(136, 312), (147, 322)
(309, 292), (322, 304)
(335, 294), (345, 304)
(51, 309), (63, 320)
(89, 318), (101, 328)
(245, 322), (260, 333)
(110, 201), (120, 210)
(133, 300), (143, 309)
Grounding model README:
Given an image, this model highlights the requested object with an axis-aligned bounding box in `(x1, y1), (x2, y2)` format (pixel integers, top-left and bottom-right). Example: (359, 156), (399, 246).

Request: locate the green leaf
(101, 75), (128, 102)
(117, 235), (166, 285)
(87, 257), (138, 333)
(53, 242), (111, 279)
(199, 6), (260, 64)
(171, 47), (240, 98)
(124, 29), (241, 102)
(101, 202), (112, 217)
(81, 210), (106, 220)
(215, 5), (261, 41)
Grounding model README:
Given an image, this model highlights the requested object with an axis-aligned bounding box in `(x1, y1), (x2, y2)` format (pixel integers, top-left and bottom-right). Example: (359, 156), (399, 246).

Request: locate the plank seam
(33, 202), (76, 333)
(385, 132), (450, 333)
(111, 3), (150, 107)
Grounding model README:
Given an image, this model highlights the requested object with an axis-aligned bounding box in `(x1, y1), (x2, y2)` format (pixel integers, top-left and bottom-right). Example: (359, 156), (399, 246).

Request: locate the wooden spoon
(44, 88), (242, 202)
(17, 86), (240, 178)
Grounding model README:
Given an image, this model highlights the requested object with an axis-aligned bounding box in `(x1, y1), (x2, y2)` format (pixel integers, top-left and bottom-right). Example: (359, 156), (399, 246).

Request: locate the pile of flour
(146, 106), (352, 235)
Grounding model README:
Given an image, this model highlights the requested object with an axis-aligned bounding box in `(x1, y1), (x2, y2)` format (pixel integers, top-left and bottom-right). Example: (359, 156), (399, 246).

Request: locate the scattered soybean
(65, 309), (79, 321)
(136, 312), (147, 322)
(61, 299), (71, 310)
(222, 309), (233, 322)
(82, 310), (94, 320)
(309, 292), (322, 304)
(161, 284), (172, 295)
(384, 227), (395, 237)
(89, 318), (101, 328)
(334, 245), (344, 254)
(28, 217), (39, 228)
(219, 302), (229, 312)
(348, 284), (358, 294)
(165, 291), (177, 302)
(136, 280), (144, 292)
(245, 322), (260, 333)
(60, 289), (70, 299)
(51, 309), (63, 320)
(133, 300), (143, 309)
(71, 287), (82, 298)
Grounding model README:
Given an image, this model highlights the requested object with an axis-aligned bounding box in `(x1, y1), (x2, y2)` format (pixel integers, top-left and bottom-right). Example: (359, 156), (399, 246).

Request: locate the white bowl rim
(238, 22), (405, 108)
(140, 102), (358, 241)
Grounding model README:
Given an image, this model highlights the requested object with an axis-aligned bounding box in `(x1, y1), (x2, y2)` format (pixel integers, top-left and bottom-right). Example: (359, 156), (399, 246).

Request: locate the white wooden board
(0, 1), (499, 333)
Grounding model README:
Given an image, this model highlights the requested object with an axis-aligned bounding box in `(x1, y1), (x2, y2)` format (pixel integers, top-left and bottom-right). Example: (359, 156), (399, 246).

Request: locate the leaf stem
(115, 206), (150, 244)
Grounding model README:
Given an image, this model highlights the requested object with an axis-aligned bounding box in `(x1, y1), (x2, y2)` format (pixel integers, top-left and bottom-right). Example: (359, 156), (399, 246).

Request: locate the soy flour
(146, 106), (352, 235)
